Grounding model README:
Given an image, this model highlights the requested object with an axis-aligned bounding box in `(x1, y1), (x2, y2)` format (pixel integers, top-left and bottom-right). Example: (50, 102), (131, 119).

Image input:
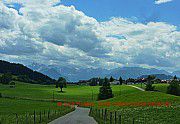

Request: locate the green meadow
(0, 81), (138, 102)
(0, 81), (180, 124)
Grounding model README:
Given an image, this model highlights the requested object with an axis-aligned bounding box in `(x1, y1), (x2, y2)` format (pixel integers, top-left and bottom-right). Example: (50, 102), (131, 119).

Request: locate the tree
(99, 78), (104, 86)
(110, 76), (114, 82)
(154, 79), (161, 84)
(167, 80), (180, 96)
(145, 83), (155, 91)
(89, 78), (98, 86)
(0, 73), (12, 85)
(0, 93), (2, 98)
(145, 75), (156, 91)
(119, 76), (123, 85)
(173, 75), (177, 80)
(56, 77), (67, 92)
(98, 77), (114, 100)
(147, 75), (156, 84)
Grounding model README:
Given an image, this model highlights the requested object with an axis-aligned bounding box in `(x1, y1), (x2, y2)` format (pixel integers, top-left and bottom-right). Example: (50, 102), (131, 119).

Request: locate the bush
(98, 77), (114, 100)
(145, 83), (155, 91)
(10, 81), (15, 85)
(0, 73), (12, 85)
(0, 93), (2, 98)
(167, 80), (180, 96)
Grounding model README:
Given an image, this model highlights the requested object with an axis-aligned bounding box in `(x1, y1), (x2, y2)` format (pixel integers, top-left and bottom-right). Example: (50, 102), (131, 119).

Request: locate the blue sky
(61, 0), (180, 26)
(0, 0), (180, 72)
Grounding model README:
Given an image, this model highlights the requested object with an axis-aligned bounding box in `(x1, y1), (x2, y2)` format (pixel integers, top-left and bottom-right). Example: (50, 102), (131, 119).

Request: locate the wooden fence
(0, 109), (68, 124)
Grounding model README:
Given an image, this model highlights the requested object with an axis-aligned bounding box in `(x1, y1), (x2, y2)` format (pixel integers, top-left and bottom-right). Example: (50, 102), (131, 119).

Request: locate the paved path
(128, 85), (145, 91)
(48, 106), (97, 124)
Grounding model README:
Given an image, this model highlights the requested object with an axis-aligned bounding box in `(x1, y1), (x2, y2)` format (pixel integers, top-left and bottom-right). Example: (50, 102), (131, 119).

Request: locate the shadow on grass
(57, 91), (66, 93)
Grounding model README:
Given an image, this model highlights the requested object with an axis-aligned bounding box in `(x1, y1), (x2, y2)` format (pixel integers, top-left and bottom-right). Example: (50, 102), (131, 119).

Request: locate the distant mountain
(107, 67), (170, 79)
(28, 63), (61, 79)
(172, 71), (180, 77)
(0, 60), (55, 84)
(28, 63), (109, 82)
(28, 63), (173, 82)
(138, 74), (174, 80)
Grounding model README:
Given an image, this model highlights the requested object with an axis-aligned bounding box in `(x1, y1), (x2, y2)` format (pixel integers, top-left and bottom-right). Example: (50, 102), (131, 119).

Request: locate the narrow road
(48, 106), (97, 124)
(128, 85), (145, 91)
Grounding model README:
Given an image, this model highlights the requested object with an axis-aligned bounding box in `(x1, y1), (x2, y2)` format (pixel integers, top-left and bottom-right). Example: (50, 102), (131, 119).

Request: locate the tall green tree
(56, 77), (67, 92)
(119, 76), (123, 85)
(145, 75), (156, 91)
(98, 77), (114, 100)
(173, 75), (177, 80)
(110, 76), (114, 82)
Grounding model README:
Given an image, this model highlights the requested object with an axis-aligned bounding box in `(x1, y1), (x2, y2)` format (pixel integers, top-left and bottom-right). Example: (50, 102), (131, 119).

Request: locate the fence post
(118, 114), (121, 124)
(102, 109), (104, 120)
(133, 117), (135, 124)
(99, 109), (101, 117)
(39, 111), (42, 123)
(110, 112), (112, 124)
(104, 109), (107, 124)
(44, 110), (45, 118)
(26, 113), (28, 124)
(115, 111), (117, 124)
(48, 110), (50, 119)
(16, 113), (18, 124)
(34, 110), (36, 124)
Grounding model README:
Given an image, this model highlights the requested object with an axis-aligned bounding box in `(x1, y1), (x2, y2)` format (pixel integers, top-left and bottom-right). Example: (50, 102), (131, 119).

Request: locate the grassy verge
(90, 88), (180, 124)
(0, 82), (137, 102)
(134, 83), (169, 93)
(0, 98), (74, 124)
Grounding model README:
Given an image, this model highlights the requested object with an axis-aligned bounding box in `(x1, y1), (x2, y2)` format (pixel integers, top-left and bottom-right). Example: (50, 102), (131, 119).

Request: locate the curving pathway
(128, 85), (145, 91)
(48, 106), (97, 124)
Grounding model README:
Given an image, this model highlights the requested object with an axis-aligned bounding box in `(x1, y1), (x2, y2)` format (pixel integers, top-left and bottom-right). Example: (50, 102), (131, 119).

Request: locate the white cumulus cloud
(0, 1), (179, 71)
(155, 0), (173, 4)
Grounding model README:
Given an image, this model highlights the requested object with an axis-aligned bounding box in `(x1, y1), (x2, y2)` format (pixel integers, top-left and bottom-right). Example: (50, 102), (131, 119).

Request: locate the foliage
(154, 78), (161, 84)
(119, 76), (123, 85)
(56, 77), (67, 92)
(89, 78), (98, 86)
(99, 78), (105, 86)
(0, 73), (12, 85)
(0, 93), (2, 98)
(145, 83), (155, 91)
(110, 76), (115, 82)
(167, 80), (180, 96)
(145, 75), (156, 91)
(98, 77), (114, 100)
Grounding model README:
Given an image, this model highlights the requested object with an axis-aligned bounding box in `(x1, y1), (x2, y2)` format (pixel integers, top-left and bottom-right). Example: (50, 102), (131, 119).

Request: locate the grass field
(134, 83), (169, 93)
(1, 82), (180, 124)
(0, 81), (139, 102)
(90, 84), (180, 124)
(0, 98), (74, 124)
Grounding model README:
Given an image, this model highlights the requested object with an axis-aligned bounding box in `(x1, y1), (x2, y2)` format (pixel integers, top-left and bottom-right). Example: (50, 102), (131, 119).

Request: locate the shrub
(98, 77), (114, 100)
(0, 73), (12, 85)
(10, 81), (15, 85)
(167, 80), (180, 96)
(145, 83), (155, 91)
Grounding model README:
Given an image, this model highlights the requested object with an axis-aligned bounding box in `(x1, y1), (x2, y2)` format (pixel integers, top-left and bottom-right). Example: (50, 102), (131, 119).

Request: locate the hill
(0, 60), (55, 84)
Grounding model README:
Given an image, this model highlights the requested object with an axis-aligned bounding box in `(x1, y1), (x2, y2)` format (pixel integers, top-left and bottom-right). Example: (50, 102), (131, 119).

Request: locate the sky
(0, 0), (180, 72)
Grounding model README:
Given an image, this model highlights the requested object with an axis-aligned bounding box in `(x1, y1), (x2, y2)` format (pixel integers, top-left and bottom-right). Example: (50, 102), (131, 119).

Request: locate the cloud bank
(0, 1), (179, 71)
